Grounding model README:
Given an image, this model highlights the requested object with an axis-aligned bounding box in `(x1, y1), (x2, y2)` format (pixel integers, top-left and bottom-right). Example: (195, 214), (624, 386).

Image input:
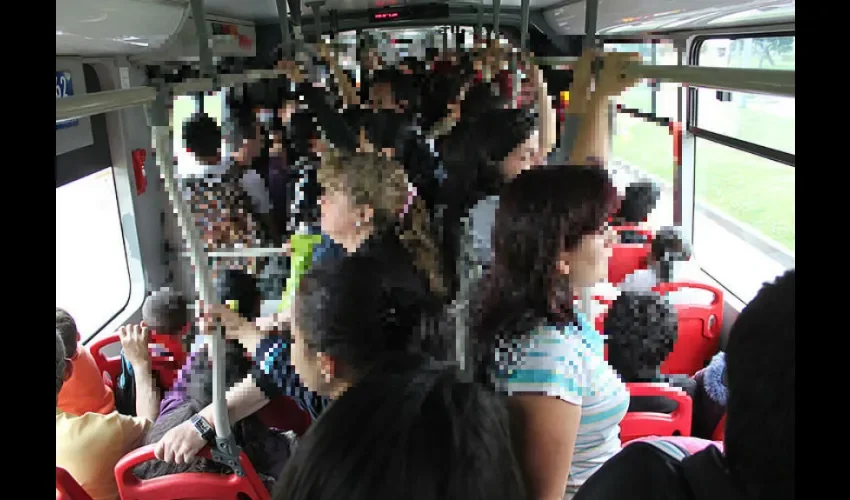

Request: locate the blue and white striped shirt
(495, 313), (629, 498)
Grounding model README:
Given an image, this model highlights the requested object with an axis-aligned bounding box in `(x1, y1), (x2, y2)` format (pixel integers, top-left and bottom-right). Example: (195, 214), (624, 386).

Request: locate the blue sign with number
(56, 71), (79, 130)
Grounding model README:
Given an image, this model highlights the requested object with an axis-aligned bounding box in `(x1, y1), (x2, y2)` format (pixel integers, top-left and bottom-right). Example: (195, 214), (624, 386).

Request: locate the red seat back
(114, 444), (270, 500)
(620, 383), (693, 444)
(56, 467), (93, 500)
(89, 332), (185, 391)
(654, 282), (724, 376)
(608, 243), (651, 285)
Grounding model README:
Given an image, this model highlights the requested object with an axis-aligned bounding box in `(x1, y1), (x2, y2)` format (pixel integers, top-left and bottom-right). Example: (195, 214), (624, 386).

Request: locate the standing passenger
(472, 165), (626, 499)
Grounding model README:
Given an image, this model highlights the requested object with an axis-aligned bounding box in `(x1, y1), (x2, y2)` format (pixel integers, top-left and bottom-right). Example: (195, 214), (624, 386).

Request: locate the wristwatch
(190, 413), (216, 444)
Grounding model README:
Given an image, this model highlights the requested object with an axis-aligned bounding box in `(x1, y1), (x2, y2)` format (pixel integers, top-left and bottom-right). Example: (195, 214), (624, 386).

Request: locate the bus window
(56, 168), (131, 337)
(172, 92), (225, 167)
(696, 36), (795, 154)
(605, 41), (677, 115)
(692, 34), (795, 302)
(607, 41), (678, 230)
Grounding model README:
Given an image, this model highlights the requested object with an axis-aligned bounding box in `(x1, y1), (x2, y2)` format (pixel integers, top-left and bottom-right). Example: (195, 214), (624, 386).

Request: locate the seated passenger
(115, 288), (188, 415)
(56, 325), (158, 500)
(611, 180), (660, 242)
(273, 358), (526, 500)
(691, 351), (728, 439)
(620, 226), (715, 305)
(573, 270), (794, 500)
(134, 338), (293, 491)
(603, 291), (696, 413)
(56, 308), (115, 416)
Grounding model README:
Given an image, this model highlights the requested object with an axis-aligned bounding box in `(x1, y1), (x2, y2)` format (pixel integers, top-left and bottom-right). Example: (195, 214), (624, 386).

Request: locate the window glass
(696, 36), (795, 154)
(610, 113), (675, 229)
(693, 138), (794, 301)
(56, 168), (131, 337)
(605, 42), (676, 116)
(172, 92), (225, 166)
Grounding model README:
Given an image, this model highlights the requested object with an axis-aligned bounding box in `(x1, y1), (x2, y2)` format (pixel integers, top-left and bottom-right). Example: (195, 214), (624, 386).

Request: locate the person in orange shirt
(56, 308), (115, 415)
(56, 324), (160, 500)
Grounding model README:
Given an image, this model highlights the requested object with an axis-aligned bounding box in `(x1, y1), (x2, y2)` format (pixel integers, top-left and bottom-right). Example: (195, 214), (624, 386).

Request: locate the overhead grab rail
(532, 59), (795, 98)
(56, 70), (293, 123)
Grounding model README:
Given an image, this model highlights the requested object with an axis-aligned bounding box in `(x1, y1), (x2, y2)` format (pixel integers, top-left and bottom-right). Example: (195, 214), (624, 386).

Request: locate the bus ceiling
(57, 0), (794, 57)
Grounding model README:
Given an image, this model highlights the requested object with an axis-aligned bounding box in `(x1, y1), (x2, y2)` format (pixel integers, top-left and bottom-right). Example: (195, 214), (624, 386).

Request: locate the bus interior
(56, 0), (795, 498)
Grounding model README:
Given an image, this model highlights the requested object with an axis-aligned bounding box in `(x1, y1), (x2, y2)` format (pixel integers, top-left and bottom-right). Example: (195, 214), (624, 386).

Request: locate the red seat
(620, 383), (693, 444)
(56, 467), (93, 500)
(654, 282), (724, 376)
(608, 243), (651, 285)
(89, 332), (185, 391)
(114, 444), (270, 500)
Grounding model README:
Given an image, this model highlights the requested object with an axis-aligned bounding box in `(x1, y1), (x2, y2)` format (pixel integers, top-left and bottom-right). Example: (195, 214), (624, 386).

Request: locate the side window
(606, 41), (677, 229)
(172, 92), (225, 165)
(692, 35), (795, 302)
(56, 168), (131, 336)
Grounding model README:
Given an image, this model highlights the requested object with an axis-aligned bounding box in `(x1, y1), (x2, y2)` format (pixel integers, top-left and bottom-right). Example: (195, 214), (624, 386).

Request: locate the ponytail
(399, 196), (447, 300)
(319, 151), (447, 300)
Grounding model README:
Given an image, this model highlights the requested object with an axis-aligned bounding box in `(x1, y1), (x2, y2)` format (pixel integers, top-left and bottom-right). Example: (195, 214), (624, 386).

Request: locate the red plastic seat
(89, 331), (186, 391)
(56, 467), (93, 500)
(114, 444), (270, 500)
(654, 282), (724, 376)
(608, 243), (651, 285)
(620, 383), (693, 444)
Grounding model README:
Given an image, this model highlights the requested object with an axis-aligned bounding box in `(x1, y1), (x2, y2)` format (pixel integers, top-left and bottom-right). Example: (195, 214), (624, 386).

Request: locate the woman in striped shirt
(472, 165), (628, 499)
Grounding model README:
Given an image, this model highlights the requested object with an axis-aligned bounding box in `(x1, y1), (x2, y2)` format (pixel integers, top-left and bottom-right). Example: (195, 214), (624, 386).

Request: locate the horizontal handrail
(56, 69), (291, 123)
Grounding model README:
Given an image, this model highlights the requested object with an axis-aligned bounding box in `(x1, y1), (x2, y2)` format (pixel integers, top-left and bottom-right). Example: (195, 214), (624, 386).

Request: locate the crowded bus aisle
(56, 7), (794, 499)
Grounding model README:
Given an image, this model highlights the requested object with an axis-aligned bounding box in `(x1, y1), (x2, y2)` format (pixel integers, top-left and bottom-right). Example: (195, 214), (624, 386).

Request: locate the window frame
(689, 32), (795, 168)
(684, 31), (795, 302)
(66, 59), (149, 345)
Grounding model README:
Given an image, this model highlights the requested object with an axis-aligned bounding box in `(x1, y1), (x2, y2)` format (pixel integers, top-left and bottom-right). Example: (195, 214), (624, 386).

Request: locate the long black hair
(471, 165), (618, 382)
(273, 358), (526, 500)
(293, 254), (448, 382)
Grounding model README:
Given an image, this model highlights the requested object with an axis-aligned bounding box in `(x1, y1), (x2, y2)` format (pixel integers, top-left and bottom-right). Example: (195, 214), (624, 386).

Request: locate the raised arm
(119, 323), (161, 423)
(568, 51), (640, 166)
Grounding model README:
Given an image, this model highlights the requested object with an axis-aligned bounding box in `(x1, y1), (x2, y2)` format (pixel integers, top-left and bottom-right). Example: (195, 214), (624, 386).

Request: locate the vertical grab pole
(185, 0), (241, 475)
(275, 0), (293, 58)
(583, 0), (599, 51)
(189, 0), (215, 79)
(492, 0), (501, 40)
(307, 1), (324, 44)
(149, 88), (241, 473)
(519, 0), (531, 53)
(475, 0), (483, 44)
(515, 0), (531, 107)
